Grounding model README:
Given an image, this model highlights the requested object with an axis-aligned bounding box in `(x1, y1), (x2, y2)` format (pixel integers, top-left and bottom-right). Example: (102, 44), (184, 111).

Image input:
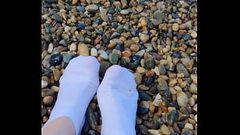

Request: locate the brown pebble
(145, 71), (154, 77)
(156, 109), (162, 116)
(77, 44), (89, 56)
(159, 23), (167, 30)
(130, 44), (140, 52)
(140, 34), (149, 43)
(52, 68), (61, 81)
(43, 116), (48, 123)
(122, 49), (132, 58)
(42, 76), (50, 84)
(43, 96), (54, 106)
(134, 72), (142, 85)
(172, 23), (179, 31)
(108, 40), (117, 49)
(173, 122), (181, 133)
(148, 101), (155, 113)
(159, 101), (168, 113)
(51, 85), (59, 92)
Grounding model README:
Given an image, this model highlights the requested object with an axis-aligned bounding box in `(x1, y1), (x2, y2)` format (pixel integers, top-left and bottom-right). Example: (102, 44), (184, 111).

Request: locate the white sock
(97, 65), (139, 135)
(42, 56), (100, 135)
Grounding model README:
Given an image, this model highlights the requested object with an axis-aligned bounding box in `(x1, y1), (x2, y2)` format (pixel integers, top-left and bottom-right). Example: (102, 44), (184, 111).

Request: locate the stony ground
(41, 0), (197, 135)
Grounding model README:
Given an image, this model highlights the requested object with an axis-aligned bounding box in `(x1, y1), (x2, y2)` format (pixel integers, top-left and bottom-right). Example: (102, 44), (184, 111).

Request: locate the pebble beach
(41, 0), (197, 134)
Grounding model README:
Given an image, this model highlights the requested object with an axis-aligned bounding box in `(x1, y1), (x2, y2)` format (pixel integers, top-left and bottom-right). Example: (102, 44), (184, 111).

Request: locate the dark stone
(99, 61), (111, 78)
(137, 106), (149, 116)
(49, 54), (63, 66)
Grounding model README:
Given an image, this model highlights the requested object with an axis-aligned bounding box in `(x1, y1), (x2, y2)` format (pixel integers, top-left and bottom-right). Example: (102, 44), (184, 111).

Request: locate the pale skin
(42, 116), (76, 135)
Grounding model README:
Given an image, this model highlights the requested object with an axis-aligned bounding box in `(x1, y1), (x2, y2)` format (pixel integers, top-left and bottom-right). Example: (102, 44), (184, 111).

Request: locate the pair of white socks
(42, 56), (139, 135)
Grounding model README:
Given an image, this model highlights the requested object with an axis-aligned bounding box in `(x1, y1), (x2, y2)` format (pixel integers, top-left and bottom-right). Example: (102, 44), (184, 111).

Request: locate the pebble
(176, 90), (189, 107)
(78, 44), (89, 56)
(160, 124), (171, 135)
(108, 52), (119, 65)
(49, 54), (63, 66)
(90, 48), (98, 57)
(42, 80), (48, 88)
(42, 96), (54, 106)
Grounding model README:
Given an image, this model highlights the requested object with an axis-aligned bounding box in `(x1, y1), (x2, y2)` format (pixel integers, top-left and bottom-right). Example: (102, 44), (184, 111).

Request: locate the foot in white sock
(97, 65), (139, 135)
(42, 56), (100, 135)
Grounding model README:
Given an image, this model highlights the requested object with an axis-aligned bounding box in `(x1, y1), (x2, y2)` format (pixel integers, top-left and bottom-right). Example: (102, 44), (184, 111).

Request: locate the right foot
(97, 65), (139, 135)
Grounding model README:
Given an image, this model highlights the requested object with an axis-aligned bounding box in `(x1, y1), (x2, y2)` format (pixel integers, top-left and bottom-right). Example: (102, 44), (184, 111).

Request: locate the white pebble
(184, 123), (193, 130)
(194, 114), (197, 122)
(42, 80), (48, 88)
(153, 93), (162, 106)
(90, 48), (98, 57)
(47, 43), (53, 53)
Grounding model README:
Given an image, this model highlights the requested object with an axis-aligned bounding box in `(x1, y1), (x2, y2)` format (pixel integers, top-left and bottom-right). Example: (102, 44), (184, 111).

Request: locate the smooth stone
(149, 82), (158, 94)
(157, 78), (169, 91)
(99, 61), (111, 78)
(137, 106), (149, 116)
(167, 101), (179, 109)
(161, 90), (173, 102)
(189, 83), (197, 94)
(49, 54), (63, 66)
(182, 33), (192, 40)
(119, 57), (129, 68)
(108, 52), (119, 65)
(99, 51), (108, 60)
(135, 49), (145, 58)
(148, 129), (161, 135)
(139, 101), (150, 108)
(110, 32), (120, 39)
(43, 96), (53, 106)
(153, 10), (165, 21)
(145, 58), (155, 69)
(42, 88), (55, 97)
(131, 55), (141, 65)
(176, 90), (188, 107)
(139, 125), (149, 135)
(160, 124), (170, 135)
(51, 85), (59, 92)
(134, 72), (142, 85)
(139, 92), (153, 101)
(167, 110), (178, 126)
(120, 9), (129, 14)
(52, 68), (61, 81)
(176, 63), (190, 77)
(42, 80), (48, 88)
(184, 123), (193, 130)
(115, 44), (124, 51)
(140, 34), (149, 43)
(158, 64), (166, 75)
(53, 12), (63, 23)
(47, 43), (53, 53)
(62, 53), (73, 63)
(85, 4), (99, 11)
(143, 76), (154, 86)
(152, 93), (162, 106)
(77, 44), (89, 56)
(90, 48), (98, 57)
